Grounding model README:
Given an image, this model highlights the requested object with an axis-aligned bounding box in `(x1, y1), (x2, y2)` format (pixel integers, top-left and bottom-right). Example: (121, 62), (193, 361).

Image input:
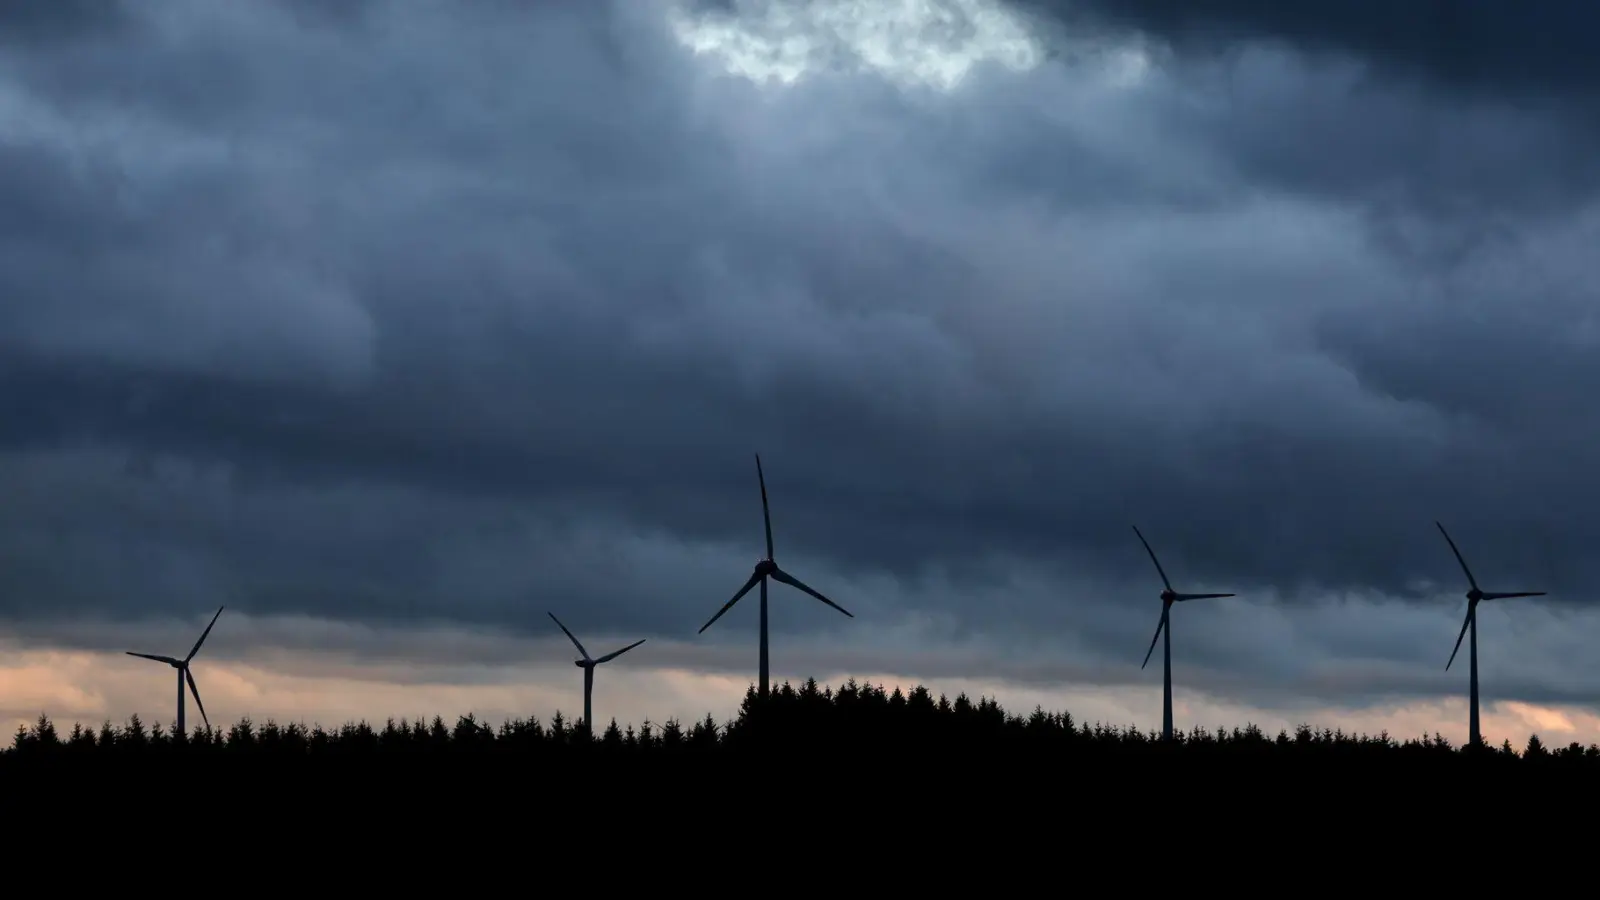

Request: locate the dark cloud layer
(0, 0), (133, 44)
(1006, 1), (1600, 226)
(1, 0), (1598, 714)
(1007, 0), (1600, 100)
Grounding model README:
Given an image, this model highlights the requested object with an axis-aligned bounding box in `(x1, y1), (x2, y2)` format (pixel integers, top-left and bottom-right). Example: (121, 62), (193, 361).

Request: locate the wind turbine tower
(126, 606), (224, 737)
(1133, 527), (1234, 742)
(699, 454), (853, 697)
(1434, 521), (1546, 750)
(548, 612), (645, 738)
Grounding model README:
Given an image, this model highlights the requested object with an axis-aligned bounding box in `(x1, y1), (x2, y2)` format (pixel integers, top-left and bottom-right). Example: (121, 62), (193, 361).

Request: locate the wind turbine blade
(771, 567), (854, 617)
(756, 453), (774, 559)
(1175, 592), (1234, 601)
(185, 606), (225, 663)
(547, 612), (591, 660)
(699, 572), (762, 634)
(595, 638), (646, 664)
(185, 669), (210, 732)
(1482, 591), (1546, 600)
(1434, 522), (1479, 591)
(1445, 606), (1473, 671)
(1141, 607), (1168, 670)
(1131, 525), (1173, 591)
(126, 652), (180, 665)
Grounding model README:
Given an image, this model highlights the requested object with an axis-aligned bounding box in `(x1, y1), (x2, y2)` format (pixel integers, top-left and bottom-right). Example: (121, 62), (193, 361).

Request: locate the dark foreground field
(6, 679), (1595, 774)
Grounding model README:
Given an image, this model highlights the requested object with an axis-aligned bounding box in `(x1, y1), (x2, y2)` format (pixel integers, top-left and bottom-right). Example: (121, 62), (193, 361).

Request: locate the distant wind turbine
(1133, 526), (1234, 742)
(126, 606), (224, 737)
(699, 454), (853, 697)
(1435, 521), (1546, 750)
(548, 612), (645, 738)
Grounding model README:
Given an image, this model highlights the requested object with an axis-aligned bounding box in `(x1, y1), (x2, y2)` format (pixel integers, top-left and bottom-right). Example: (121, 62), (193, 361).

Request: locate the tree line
(4, 677), (1594, 765)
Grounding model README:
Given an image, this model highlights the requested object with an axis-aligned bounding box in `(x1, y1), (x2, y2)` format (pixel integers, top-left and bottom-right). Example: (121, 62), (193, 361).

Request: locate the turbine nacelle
(1160, 589), (1177, 603)
(1466, 588), (1483, 603)
(754, 558), (777, 577)
(549, 612), (644, 667)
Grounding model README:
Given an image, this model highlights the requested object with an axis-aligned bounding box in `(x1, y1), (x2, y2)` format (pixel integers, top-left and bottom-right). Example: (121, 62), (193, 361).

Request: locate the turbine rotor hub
(1467, 589), (1483, 602)
(1160, 589), (1176, 603)
(755, 559), (777, 576)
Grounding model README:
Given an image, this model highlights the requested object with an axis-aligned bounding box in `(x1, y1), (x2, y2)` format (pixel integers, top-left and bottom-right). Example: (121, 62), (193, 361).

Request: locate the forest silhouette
(4, 677), (1592, 767)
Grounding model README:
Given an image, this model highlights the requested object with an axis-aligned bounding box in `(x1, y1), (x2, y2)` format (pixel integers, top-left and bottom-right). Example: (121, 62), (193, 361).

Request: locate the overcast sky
(3, 0), (1599, 748)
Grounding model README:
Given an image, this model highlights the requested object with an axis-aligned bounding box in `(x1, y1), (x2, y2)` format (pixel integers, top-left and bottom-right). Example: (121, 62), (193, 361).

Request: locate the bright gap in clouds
(667, 0), (1059, 89)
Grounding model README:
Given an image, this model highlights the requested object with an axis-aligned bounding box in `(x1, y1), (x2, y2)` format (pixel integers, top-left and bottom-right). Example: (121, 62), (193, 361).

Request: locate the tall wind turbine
(548, 612), (645, 738)
(699, 454), (853, 697)
(126, 606), (224, 737)
(1435, 521), (1546, 750)
(1133, 526), (1234, 742)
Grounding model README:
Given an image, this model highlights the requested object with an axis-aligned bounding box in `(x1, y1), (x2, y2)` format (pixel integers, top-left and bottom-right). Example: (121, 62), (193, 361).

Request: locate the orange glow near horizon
(2, 646), (1597, 752)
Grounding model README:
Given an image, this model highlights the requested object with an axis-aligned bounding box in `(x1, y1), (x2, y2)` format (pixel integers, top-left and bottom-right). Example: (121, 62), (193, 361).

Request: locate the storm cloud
(1, 0), (1597, 727)
(1006, 0), (1600, 101)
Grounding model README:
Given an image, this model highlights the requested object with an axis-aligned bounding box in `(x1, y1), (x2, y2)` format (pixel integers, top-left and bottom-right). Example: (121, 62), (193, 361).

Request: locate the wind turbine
(1133, 526), (1234, 742)
(699, 454), (853, 697)
(548, 612), (645, 738)
(1435, 521), (1546, 750)
(126, 606), (224, 738)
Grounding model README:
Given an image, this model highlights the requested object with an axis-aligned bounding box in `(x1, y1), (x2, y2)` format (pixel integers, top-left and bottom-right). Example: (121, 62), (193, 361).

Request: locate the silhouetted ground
(5, 678), (1594, 774)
